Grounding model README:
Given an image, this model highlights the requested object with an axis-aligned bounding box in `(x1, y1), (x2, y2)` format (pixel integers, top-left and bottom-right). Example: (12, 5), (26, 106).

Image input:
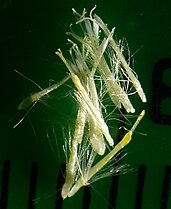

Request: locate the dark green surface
(0, 0), (171, 209)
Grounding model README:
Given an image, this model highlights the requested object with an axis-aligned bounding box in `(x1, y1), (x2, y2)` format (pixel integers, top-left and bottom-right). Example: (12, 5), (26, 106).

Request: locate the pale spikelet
(61, 105), (87, 198)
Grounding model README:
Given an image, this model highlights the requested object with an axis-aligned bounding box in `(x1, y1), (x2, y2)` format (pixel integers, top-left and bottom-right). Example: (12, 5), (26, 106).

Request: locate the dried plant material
(17, 7), (146, 200)
(56, 7), (146, 199)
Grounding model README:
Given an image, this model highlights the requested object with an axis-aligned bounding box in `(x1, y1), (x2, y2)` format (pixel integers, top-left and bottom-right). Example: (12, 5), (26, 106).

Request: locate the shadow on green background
(0, 0), (171, 209)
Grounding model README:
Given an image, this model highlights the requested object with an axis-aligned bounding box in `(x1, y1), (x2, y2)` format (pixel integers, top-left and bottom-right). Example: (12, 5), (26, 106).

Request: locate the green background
(0, 0), (171, 209)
